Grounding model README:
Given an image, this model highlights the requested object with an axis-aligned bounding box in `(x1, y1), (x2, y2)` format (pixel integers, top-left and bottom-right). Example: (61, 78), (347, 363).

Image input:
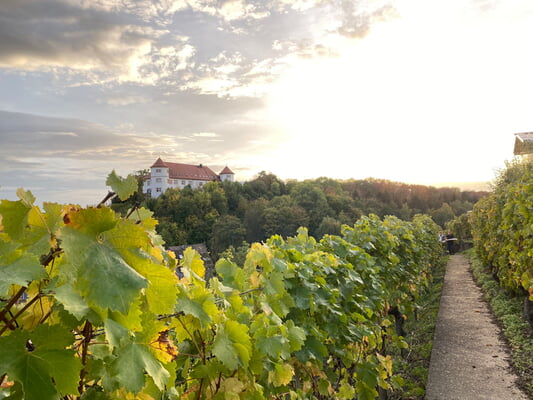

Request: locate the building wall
(220, 173), (234, 182)
(143, 167), (211, 198)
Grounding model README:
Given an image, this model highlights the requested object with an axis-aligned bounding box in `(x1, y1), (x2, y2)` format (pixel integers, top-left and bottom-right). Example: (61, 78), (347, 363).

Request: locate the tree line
(112, 171), (488, 259)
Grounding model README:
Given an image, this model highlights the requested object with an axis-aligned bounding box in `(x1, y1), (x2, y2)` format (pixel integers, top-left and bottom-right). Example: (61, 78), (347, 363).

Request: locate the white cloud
(219, 0), (270, 22)
(192, 132), (219, 137)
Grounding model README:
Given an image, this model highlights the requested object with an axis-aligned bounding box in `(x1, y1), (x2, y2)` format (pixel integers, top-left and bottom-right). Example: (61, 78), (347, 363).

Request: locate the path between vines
(425, 254), (528, 400)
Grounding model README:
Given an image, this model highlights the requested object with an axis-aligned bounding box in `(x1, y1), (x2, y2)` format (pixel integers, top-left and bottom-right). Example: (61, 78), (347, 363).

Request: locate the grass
(388, 257), (447, 400)
(466, 249), (533, 397)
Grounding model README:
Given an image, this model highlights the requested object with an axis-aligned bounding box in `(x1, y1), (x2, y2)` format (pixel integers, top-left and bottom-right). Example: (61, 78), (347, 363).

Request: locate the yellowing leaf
(220, 377), (245, 394)
(377, 353), (393, 376)
(268, 363), (294, 387)
(181, 247), (205, 284)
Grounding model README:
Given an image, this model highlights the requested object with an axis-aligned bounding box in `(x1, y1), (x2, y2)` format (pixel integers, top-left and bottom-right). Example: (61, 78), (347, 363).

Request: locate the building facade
(143, 158), (234, 198)
(514, 132), (533, 161)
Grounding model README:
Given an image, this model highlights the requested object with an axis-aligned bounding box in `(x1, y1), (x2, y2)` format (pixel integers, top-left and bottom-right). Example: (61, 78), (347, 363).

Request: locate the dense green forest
(112, 172), (488, 259)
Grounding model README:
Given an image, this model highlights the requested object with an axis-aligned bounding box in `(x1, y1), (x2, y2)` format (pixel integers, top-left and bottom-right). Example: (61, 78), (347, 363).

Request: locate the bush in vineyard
(0, 172), (442, 400)
(470, 160), (533, 307)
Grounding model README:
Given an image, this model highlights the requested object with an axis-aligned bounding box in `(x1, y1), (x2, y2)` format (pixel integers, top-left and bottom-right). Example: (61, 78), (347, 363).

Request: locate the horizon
(0, 165), (492, 208)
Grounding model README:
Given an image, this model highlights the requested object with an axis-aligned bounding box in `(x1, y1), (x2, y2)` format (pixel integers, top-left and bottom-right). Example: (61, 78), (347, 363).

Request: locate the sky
(1, 0), (532, 206)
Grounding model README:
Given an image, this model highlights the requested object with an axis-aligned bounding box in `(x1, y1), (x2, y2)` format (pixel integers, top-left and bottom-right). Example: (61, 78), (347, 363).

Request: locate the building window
(147, 181), (150, 186)
(155, 169), (161, 173)
(156, 178), (162, 183)
(147, 189), (151, 194)
(181, 180), (185, 185)
(156, 187), (162, 192)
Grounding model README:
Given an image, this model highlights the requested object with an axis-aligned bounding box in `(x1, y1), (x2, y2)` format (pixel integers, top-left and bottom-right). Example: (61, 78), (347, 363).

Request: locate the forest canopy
(112, 172), (488, 259)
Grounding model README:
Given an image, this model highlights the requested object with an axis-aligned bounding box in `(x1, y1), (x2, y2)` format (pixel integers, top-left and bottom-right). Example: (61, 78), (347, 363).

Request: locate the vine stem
(0, 287), (26, 328)
(77, 321), (93, 395)
(175, 314), (202, 356)
(0, 290), (42, 336)
(97, 191), (116, 208)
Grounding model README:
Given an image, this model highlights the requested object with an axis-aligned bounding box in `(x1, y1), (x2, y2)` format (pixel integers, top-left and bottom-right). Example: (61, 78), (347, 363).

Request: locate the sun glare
(265, 0), (525, 184)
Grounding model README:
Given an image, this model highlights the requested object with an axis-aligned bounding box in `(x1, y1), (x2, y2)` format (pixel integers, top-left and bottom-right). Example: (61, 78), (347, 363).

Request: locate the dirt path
(425, 254), (529, 400)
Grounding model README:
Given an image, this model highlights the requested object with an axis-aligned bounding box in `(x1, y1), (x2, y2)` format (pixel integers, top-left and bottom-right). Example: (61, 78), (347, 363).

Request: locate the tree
(244, 198), (268, 242)
(263, 202), (309, 237)
(203, 181), (228, 215)
(315, 216), (342, 239)
(210, 215), (246, 257)
(430, 202), (455, 228)
(290, 182), (332, 235)
(157, 220), (187, 246)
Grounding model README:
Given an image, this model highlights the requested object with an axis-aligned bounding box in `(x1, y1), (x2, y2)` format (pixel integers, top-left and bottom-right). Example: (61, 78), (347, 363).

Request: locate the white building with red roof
(143, 158), (234, 198)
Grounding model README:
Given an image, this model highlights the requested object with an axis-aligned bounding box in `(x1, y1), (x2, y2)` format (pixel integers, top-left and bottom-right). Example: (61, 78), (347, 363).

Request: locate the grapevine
(0, 172), (443, 399)
(471, 160), (533, 297)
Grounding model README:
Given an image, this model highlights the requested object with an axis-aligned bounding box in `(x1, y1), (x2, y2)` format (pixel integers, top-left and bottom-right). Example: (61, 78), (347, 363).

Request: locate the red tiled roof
(150, 159), (219, 181)
(151, 157), (167, 168)
(220, 166), (234, 175)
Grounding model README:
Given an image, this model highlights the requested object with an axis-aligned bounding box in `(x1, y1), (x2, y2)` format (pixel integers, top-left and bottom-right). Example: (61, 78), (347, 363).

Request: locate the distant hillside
(431, 181), (491, 192)
(114, 173), (490, 258)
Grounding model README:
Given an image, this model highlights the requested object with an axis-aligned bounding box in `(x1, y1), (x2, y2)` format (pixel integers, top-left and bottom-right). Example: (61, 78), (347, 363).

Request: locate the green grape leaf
(175, 285), (217, 328)
(0, 199), (31, 239)
(212, 320), (252, 370)
(108, 296), (144, 332)
(215, 258), (245, 290)
(105, 318), (130, 348)
(60, 227), (147, 314)
(0, 324), (82, 400)
(105, 341), (170, 393)
(106, 170), (138, 201)
(22, 202), (65, 256)
(16, 189), (36, 208)
(257, 335), (287, 359)
(50, 282), (90, 321)
(287, 321), (306, 352)
(42, 202), (65, 233)
(0, 250), (47, 297)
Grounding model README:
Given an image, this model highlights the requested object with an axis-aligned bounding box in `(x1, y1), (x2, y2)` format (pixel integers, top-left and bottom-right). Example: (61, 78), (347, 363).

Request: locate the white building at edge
(143, 157), (234, 198)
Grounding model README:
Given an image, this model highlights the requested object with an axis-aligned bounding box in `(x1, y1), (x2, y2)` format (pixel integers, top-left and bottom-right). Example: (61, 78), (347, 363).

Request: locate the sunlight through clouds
(1, 0), (532, 203)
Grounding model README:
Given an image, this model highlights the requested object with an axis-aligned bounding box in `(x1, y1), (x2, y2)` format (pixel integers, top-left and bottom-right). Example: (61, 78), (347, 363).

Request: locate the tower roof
(220, 166), (234, 175)
(151, 157), (167, 168)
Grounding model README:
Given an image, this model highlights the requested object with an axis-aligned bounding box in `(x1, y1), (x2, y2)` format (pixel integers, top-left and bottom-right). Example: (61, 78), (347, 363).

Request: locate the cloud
(192, 132), (219, 137)
(0, 0), (386, 93)
(336, 0), (397, 39)
(0, 110), (125, 155)
(0, 0), (196, 85)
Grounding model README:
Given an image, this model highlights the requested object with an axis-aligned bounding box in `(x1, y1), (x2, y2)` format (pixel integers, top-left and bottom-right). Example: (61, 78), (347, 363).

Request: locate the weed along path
(425, 254), (528, 400)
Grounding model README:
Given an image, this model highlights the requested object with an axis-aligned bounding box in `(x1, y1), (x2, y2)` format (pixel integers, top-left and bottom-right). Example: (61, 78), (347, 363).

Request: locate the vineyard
(470, 161), (533, 308)
(0, 172), (443, 400)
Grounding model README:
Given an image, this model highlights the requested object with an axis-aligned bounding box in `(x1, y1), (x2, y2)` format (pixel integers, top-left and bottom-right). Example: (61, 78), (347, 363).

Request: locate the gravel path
(425, 254), (529, 400)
